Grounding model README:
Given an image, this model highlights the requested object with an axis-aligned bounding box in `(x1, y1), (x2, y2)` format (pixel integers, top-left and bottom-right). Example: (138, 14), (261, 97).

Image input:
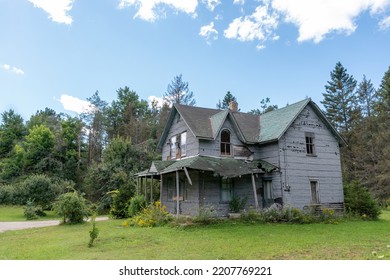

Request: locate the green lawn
(0, 205), (60, 221)
(0, 209), (389, 260)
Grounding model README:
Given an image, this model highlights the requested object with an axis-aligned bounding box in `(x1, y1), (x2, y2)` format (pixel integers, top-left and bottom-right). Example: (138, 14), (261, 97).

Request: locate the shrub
(128, 195), (147, 217)
(0, 183), (28, 205)
(344, 181), (381, 220)
(129, 201), (171, 227)
(229, 195), (248, 213)
(24, 199), (38, 220)
(21, 174), (63, 209)
(109, 180), (136, 219)
(193, 205), (217, 225)
(88, 215), (99, 248)
(53, 190), (91, 224)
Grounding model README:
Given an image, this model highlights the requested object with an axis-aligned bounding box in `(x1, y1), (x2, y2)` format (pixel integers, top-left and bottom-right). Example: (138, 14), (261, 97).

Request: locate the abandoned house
(136, 98), (346, 217)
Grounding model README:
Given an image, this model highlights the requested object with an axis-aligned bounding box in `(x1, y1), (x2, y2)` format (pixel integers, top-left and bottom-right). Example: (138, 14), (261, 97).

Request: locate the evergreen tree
(164, 74), (196, 106)
(321, 62), (358, 135)
(0, 110), (26, 158)
(356, 75), (376, 118)
(375, 66), (390, 115)
(216, 91), (237, 109)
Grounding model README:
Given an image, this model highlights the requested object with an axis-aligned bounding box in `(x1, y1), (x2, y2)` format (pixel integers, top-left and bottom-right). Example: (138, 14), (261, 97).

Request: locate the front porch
(135, 155), (279, 217)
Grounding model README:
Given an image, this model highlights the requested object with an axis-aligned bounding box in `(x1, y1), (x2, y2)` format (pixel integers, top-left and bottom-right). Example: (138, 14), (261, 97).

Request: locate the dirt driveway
(0, 217), (108, 233)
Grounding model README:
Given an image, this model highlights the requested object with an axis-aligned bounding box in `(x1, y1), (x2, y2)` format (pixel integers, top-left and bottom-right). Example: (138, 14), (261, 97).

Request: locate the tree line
(0, 67), (389, 216)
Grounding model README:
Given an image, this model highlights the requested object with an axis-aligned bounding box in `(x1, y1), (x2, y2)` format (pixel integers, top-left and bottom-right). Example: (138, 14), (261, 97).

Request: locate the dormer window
(220, 129), (231, 156)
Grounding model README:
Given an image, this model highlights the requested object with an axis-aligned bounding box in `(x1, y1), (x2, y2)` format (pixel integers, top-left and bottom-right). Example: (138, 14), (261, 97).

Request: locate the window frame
(310, 180), (320, 204)
(220, 177), (234, 203)
(305, 132), (316, 156)
(220, 129), (232, 156)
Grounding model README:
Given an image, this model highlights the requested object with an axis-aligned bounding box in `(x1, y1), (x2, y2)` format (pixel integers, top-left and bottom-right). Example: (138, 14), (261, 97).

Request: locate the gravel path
(0, 217), (109, 233)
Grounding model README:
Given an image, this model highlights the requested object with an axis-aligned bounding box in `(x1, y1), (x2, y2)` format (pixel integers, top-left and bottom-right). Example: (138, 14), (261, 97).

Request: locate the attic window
(305, 132), (316, 156)
(220, 129), (231, 156)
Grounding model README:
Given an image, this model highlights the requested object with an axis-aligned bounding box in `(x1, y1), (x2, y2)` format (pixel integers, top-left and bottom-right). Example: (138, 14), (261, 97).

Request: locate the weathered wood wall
(278, 105), (344, 209)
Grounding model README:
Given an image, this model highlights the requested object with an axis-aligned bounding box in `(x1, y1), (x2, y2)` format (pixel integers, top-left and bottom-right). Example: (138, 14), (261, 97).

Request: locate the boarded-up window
(220, 178), (233, 202)
(310, 180), (320, 204)
(305, 132), (315, 155)
(221, 129), (231, 156)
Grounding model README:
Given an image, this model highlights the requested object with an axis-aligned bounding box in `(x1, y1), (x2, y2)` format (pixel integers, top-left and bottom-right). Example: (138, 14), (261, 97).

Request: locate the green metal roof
(259, 99), (310, 143)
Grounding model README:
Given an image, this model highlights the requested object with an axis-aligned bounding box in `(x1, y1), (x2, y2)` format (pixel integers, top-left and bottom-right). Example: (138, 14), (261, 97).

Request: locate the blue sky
(1, 0), (390, 120)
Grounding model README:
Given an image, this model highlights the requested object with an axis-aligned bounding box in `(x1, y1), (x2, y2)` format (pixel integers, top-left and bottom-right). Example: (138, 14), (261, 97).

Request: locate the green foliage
(344, 181), (381, 220)
(24, 199), (38, 220)
(128, 201), (171, 227)
(321, 61), (358, 134)
(20, 174), (64, 209)
(0, 182), (28, 205)
(88, 215), (99, 248)
(193, 205), (216, 225)
(53, 190), (91, 224)
(109, 180), (136, 219)
(128, 195), (147, 217)
(216, 91), (237, 109)
(229, 195), (248, 213)
(240, 206), (339, 224)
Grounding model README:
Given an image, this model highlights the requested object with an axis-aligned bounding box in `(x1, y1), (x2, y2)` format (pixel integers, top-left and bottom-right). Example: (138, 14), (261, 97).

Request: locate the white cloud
(119, 0), (198, 22)
(233, 0), (245, 5)
(2, 64), (25, 75)
(60, 94), (95, 114)
(202, 0), (221, 11)
(224, 4), (279, 48)
(271, 0), (390, 43)
(28, 0), (74, 25)
(148, 96), (165, 108)
(199, 22), (219, 43)
(379, 15), (390, 29)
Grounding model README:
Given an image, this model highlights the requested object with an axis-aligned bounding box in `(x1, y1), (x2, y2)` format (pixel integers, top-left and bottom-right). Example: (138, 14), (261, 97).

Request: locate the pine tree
(216, 91), (237, 109)
(356, 75), (376, 118)
(375, 66), (390, 115)
(321, 62), (358, 135)
(164, 74), (196, 106)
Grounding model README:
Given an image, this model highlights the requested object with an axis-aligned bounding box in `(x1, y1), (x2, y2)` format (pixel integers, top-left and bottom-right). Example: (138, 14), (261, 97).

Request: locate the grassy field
(0, 207), (389, 260)
(0, 205), (60, 221)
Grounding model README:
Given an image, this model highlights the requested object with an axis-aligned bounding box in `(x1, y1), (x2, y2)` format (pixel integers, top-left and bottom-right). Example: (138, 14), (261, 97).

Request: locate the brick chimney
(229, 100), (238, 112)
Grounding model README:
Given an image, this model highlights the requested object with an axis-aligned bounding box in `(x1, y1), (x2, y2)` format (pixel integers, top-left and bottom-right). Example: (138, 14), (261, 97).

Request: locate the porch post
(160, 174), (163, 203)
(176, 170), (180, 218)
(251, 173), (260, 211)
(150, 175), (154, 204)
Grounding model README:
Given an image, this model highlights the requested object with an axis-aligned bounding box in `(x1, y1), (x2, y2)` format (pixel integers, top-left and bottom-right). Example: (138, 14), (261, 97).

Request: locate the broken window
(180, 132), (187, 157)
(262, 179), (273, 208)
(170, 135), (177, 159)
(221, 129), (231, 156)
(305, 132), (315, 155)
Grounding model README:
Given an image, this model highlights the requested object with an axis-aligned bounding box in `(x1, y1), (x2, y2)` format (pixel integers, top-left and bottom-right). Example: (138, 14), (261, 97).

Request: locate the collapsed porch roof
(136, 156), (278, 178)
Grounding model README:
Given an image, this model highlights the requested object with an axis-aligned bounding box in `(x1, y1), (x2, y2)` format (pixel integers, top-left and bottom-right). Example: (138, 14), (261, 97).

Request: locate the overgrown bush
(21, 174), (64, 209)
(344, 181), (381, 220)
(109, 179), (136, 219)
(53, 190), (91, 224)
(128, 195), (147, 217)
(193, 205), (217, 225)
(229, 195), (248, 213)
(24, 199), (38, 220)
(0, 183), (28, 205)
(128, 201), (171, 227)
